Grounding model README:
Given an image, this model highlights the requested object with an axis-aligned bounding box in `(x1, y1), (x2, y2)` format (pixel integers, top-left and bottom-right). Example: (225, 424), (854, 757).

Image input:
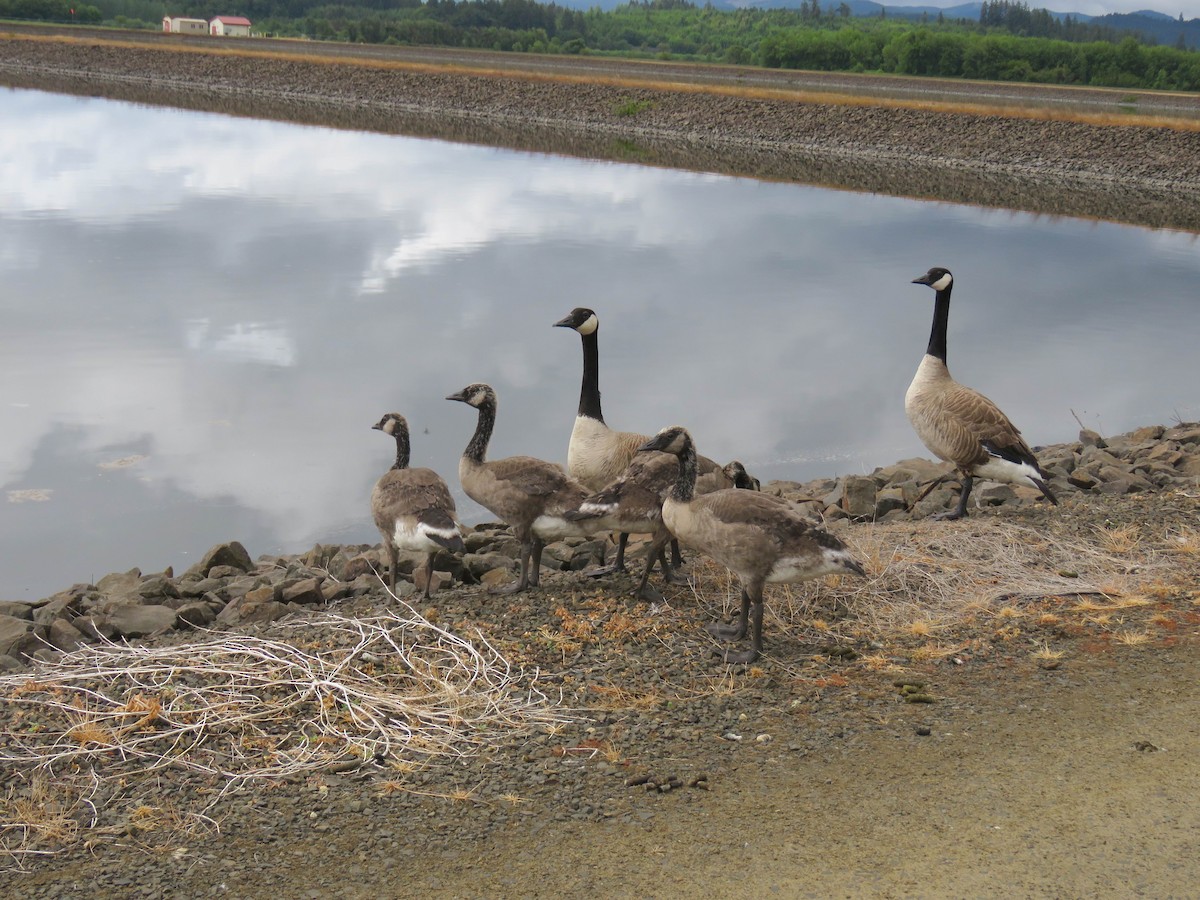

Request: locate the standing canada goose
(639, 426), (865, 664)
(554, 307), (746, 573)
(446, 383), (595, 594)
(371, 413), (465, 598)
(907, 267), (1058, 520)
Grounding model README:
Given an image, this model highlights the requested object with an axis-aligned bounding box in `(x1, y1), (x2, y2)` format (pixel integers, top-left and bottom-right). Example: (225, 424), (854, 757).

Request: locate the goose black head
(912, 267), (953, 292)
(372, 413), (407, 436)
(554, 307), (599, 336)
(445, 383), (495, 409)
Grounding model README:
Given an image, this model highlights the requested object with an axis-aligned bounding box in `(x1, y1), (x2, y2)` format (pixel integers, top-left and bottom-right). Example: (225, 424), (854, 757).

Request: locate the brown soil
(2, 26), (1200, 231)
(6, 491), (1200, 897)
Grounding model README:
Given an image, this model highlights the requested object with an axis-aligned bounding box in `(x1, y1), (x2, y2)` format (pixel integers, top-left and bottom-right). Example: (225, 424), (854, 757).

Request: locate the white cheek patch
(931, 272), (953, 291)
(577, 314), (598, 335)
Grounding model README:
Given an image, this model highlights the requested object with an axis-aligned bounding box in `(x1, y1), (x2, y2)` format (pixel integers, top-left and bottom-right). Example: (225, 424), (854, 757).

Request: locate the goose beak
(371, 422), (383, 431)
(912, 273), (932, 285)
(445, 390), (467, 403)
(637, 435), (666, 453)
(553, 313), (575, 328)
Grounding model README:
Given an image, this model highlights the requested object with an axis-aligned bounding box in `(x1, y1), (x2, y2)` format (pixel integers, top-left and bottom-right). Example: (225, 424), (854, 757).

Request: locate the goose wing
(934, 384), (1040, 469)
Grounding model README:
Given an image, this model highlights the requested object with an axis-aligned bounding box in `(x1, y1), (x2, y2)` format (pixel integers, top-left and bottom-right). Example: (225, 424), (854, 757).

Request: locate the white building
(162, 16), (208, 34)
(209, 15), (252, 36)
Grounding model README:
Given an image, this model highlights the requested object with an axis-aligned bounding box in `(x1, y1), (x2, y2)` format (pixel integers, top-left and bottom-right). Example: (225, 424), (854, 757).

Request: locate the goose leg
(658, 548), (694, 586)
(933, 474), (973, 521)
(634, 531), (674, 603)
(491, 540), (533, 594)
(717, 585), (764, 665)
(422, 552), (435, 600)
(587, 532), (630, 578)
(386, 544), (399, 595)
(706, 587), (751, 642)
(670, 539), (684, 570)
(528, 539), (545, 588)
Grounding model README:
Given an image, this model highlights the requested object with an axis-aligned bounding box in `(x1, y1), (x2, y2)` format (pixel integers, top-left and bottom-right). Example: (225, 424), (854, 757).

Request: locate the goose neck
(464, 397), (495, 463)
(926, 284), (951, 364)
(577, 330), (605, 422)
(392, 427), (411, 470)
(669, 439), (699, 503)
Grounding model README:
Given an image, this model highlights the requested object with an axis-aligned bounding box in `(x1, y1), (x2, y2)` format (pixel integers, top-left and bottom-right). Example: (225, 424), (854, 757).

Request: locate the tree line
(5, 0), (1199, 91)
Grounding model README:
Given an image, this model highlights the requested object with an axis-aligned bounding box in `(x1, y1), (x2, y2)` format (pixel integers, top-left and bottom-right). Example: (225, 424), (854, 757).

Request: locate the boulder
(216, 597), (290, 626)
(175, 602), (218, 629)
(0, 614), (44, 658)
(0, 601), (33, 621)
(108, 604), (178, 638)
(840, 476), (878, 521)
(185, 541), (253, 578)
(33, 591), (81, 626)
(47, 618), (88, 652)
(280, 577), (325, 605)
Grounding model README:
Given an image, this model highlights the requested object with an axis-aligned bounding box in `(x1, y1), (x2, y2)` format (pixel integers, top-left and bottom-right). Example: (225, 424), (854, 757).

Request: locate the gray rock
(33, 591), (80, 626)
(975, 484), (1017, 507)
(215, 595), (290, 626)
(281, 577), (326, 605)
(0, 654), (24, 672)
(138, 574), (181, 600)
(873, 486), (908, 518)
(175, 602), (217, 629)
(463, 552), (517, 579)
(0, 601), (33, 620)
(1094, 467), (1154, 495)
(96, 568), (142, 595)
(0, 614), (45, 659)
(108, 604), (178, 638)
(1079, 428), (1105, 448)
(186, 541), (254, 578)
(73, 615), (117, 642)
(47, 618), (88, 651)
(840, 476), (878, 521)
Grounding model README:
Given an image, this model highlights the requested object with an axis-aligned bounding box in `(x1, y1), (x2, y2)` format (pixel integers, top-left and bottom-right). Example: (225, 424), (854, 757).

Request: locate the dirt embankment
(3, 29), (1200, 230)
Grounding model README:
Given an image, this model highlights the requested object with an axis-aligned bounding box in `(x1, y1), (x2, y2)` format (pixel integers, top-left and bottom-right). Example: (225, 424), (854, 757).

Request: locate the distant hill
(1089, 10), (1200, 47)
(552, 0), (1200, 49)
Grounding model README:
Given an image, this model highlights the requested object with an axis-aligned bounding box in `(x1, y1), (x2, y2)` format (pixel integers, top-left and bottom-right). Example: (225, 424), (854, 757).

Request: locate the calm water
(2, 87), (1198, 600)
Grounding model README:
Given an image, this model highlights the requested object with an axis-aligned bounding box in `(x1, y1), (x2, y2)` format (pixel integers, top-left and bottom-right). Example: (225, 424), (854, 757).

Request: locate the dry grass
(8, 31), (1200, 132)
(688, 518), (1196, 665)
(0, 606), (572, 866)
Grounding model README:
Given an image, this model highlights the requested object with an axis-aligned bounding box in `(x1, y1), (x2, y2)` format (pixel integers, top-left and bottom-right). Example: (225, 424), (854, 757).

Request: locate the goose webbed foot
(585, 562), (627, 579)
(488, 580), (527, 595)
(931, 509), (967, 521)
(717, 646), (760, 665)
(705, 621), (747, 642)
(635, 582), (665, 604)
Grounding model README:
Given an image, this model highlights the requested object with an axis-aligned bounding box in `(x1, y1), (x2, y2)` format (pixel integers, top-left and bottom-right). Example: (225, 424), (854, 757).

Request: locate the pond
(2, 86), (1198, 600)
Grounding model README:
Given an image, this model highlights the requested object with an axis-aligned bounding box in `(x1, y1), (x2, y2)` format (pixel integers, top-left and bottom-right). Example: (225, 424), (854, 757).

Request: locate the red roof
(212, 15), (251, 24)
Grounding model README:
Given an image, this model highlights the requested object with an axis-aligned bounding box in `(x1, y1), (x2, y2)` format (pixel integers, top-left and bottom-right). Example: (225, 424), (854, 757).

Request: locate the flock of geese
(370, 268), (1059, 663)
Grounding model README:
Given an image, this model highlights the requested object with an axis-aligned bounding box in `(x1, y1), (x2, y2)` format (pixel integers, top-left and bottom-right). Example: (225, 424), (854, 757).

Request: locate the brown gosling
(639, 425), (865, 664)
(371, 413), (465, 598)
(446, 383), (596, 594)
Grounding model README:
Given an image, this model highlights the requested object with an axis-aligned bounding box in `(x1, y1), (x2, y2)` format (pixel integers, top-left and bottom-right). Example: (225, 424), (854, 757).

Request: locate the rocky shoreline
(3, 32), (1200, 231)
(4, 421), (1197, 670)
(3, 422), (1198, 892)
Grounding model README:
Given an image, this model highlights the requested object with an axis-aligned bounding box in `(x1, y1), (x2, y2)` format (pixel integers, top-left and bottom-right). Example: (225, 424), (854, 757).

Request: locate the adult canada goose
(639, 426), (865, 664)
(370, 413), (465, 598)
(907, 267), (1058, 520)
(554, 307), (746, 573)
(446, 383), (595, 594)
